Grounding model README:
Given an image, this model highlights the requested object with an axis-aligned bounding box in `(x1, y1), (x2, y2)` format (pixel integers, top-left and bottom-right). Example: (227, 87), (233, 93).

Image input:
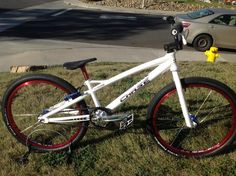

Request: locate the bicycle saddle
(63, 58), (97, 70)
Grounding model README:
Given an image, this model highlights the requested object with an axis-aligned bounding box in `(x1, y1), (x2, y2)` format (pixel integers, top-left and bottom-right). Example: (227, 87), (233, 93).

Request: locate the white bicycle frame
(38, 51), (194, 128)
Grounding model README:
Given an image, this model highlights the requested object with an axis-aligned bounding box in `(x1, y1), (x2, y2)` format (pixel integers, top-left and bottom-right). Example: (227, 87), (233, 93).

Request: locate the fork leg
(171, 64), (193, 128)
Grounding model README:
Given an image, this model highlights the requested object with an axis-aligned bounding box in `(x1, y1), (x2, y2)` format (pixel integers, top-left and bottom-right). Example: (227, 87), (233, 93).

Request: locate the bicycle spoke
(14, 114), (38, 117)
(199, 106), (216, 123)
(199, 104), (230, 123)
(13, 114), (38, 122)
(195, 90), (212, 117)
(20, 121), (42, 133)
(200, 115), (232, 127)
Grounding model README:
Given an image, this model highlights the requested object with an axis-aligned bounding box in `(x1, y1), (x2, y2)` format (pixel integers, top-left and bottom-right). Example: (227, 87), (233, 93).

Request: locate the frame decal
(120, 77), (150, 102)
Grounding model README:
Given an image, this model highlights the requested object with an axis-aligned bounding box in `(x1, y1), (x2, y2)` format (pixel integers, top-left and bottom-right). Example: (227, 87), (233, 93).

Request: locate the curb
(64, 0), (181, 16)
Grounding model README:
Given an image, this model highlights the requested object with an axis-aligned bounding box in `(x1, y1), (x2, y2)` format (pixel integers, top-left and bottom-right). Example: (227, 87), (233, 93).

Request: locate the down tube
(106, 60), (172, 110)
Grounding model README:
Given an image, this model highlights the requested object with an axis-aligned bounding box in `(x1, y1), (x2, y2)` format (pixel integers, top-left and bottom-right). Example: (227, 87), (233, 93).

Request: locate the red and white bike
(2, 17), (236, 158)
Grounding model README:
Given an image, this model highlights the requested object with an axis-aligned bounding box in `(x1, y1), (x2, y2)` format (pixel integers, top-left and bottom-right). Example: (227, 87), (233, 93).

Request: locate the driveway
(0, 0), (235, 72)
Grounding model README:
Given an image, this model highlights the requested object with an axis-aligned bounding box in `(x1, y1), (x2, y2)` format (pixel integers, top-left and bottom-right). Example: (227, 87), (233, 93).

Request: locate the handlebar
(163, 16), (187, 53)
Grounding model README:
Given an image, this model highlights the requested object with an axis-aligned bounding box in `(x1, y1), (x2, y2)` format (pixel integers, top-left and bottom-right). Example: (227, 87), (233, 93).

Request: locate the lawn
(0, 61), (236, 176)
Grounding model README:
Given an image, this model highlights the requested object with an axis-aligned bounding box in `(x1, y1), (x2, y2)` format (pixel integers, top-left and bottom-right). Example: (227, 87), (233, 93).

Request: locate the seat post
(81, 66), (89, 80)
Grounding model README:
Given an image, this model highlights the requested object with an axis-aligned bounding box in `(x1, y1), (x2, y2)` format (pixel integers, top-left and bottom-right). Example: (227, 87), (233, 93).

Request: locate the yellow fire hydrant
(205, 47), (220, 63)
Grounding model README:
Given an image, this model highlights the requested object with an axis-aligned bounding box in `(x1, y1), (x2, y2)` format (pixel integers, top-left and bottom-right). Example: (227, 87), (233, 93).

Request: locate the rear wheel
(2, 74), (89, 152)
(193, 34), (213, 51)
(147, 77), (236, 157)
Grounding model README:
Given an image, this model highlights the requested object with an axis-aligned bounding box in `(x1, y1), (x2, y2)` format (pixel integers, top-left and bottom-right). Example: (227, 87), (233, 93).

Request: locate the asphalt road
(0, 8), (172, 49)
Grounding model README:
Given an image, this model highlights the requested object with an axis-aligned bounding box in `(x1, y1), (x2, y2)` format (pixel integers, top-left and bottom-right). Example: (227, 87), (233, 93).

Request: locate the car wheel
(193, 34), (213, 51)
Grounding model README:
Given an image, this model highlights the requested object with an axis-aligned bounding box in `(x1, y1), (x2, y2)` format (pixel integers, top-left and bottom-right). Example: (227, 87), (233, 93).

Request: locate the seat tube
(81, 66), (101, 107)
(81, 66), (90, 80)
(170, 63), (193, 128)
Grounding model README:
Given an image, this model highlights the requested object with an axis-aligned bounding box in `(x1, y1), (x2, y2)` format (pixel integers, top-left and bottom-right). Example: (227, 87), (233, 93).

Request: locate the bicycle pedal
(119, 114), (134, 130)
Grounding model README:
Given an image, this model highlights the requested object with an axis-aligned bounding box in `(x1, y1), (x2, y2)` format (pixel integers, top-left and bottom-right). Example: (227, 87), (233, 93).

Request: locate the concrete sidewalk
(64, 0), (181, 16)
(1, 38), (233, 73)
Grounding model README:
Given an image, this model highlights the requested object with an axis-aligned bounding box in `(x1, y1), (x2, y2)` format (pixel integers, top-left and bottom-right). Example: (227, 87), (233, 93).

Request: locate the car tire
(193, 34), (213, 51)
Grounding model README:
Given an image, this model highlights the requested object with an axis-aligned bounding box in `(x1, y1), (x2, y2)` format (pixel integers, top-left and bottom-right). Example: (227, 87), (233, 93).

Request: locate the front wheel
(147, 77), (236, 158)
(2, 74), (89, 152)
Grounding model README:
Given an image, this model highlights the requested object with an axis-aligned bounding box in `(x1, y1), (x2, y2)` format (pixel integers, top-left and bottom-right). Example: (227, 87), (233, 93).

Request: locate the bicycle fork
(170, 63), (195, 128)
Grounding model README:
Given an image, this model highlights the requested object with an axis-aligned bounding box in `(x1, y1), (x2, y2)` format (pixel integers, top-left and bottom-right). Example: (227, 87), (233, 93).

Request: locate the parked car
(175, 8), (236, 51)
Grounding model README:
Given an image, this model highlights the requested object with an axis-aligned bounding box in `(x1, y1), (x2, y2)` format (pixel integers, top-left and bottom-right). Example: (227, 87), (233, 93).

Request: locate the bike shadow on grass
(78, 104), (149, 148)
(26, 104), (236, 166)
(77, 104), (236, 156)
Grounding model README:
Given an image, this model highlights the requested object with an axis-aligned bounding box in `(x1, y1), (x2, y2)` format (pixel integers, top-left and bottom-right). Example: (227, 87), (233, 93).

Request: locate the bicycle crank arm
(100, 113), (133, 122)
